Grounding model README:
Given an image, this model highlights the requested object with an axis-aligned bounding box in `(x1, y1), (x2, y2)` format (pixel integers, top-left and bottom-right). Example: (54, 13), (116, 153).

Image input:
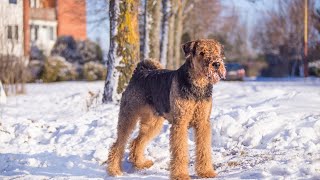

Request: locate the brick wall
(57, 0), (86, 40)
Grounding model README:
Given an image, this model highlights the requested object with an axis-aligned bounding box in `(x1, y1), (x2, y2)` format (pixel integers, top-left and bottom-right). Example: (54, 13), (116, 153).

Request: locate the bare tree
(184, 0), (221, 40)
(251, 0), (318, 76)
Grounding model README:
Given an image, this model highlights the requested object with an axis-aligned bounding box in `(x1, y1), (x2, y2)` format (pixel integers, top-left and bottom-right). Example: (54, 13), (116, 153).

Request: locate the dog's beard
(207, 69), (225, 84)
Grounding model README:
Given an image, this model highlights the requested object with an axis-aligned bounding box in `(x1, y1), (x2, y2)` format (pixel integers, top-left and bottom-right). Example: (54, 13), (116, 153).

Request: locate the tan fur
(107, 39), (226, 179)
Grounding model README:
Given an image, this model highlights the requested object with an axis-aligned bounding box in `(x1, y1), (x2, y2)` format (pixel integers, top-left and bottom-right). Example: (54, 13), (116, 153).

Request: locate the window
(30, 0), (39, 8)
(9, 0), (17, 4)
(49, 27), (54, 40)
(7, 26), (13, 39)
(15, 25), (19, 40)
(30, 25), (39, 41)
(34, 25), (39, 40)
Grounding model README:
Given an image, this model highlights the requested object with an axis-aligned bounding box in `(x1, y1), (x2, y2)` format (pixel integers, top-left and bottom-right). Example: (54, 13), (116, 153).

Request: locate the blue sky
(86, 0), (109, 53)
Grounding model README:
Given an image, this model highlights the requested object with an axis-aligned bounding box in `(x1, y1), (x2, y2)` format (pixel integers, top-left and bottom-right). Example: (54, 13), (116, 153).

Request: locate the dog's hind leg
(129, 107), (164, 169)
(107, 107), (139, 176)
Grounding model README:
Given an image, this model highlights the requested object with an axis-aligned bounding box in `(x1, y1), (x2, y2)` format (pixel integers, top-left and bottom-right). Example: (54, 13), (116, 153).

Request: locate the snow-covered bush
(41, 56), (78, 82)
(83, 62), (107, 81)
(77, 40), (103, 64)
(51, 36), (82, 63)
(51, 36), (102, 65)
(309, 61), (320, 77)
(28, 60), (44, 82)
(30, 44), (45, 61)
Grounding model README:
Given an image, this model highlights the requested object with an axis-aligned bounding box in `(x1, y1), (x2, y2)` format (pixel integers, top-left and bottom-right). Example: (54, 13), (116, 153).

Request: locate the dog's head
(182, 39), (226, 84)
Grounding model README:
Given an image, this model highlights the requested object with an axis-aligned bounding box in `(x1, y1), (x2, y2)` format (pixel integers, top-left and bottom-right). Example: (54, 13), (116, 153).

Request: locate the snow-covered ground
(1, 79), (320, 179)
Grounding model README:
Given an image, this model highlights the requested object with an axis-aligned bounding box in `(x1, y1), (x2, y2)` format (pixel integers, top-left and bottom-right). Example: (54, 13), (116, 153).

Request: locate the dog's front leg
(170, 120), (190, 180)
(194, 119), (217, 178)
(194, 100), (217, 178)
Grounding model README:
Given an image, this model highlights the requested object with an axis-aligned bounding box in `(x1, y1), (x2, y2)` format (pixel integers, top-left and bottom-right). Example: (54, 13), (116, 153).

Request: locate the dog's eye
(199, 52), (205, 56)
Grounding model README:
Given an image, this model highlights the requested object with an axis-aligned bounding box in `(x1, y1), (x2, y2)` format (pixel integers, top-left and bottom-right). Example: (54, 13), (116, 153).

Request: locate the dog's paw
(197, 170), (217, 178)
(107, 168), (123, 177)
(171, 174), (191, 180)
(134, 159), (154, 169)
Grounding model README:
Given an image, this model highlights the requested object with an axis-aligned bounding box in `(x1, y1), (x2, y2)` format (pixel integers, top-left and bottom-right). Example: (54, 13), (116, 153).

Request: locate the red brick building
(57, 0), (86, 40)
(23, 0), (86, 55)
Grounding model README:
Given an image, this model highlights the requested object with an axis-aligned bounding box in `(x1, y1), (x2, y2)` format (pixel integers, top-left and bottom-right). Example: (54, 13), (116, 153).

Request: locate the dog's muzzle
(212, 62), (220, 70)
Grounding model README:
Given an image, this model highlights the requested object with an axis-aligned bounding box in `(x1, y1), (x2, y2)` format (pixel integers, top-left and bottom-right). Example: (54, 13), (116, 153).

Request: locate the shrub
(51, 36), (81, 63)
(0, 55), (30, 95)
(28, 60), (44, 82)
(309, 61), (320, 77)
(41, 56), (78, 82)
(78, 40), (103, 64)
(51, 36), (103, 65)
(83, 62), (107, 81)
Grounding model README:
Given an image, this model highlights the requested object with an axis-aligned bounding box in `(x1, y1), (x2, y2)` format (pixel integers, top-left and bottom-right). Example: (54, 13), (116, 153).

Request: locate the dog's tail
(135, 59), (163, 72)
(132, 59), (163, 80)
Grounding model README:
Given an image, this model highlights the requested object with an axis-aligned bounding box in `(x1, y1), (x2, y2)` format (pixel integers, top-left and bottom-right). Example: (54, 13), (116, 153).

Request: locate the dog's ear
(181, 41), (197, 57)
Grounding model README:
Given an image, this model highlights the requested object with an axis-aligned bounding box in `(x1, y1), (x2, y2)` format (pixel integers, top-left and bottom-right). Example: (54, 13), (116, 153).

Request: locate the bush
(51, 36), (103, 65)
(309, 61), (320, 77)
(83, 62), (107, 81)
(51, 36), (82, 63)
(0, 55), (30, 94)
(28, 60), (44, 82)
(30, 44), (45, 61)
(78, 40), (103, 64)
(41, 56), (78, 82)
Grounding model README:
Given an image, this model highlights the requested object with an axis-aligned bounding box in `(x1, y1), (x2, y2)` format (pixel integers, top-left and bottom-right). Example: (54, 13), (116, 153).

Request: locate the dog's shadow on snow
(0, 152), (105, 178)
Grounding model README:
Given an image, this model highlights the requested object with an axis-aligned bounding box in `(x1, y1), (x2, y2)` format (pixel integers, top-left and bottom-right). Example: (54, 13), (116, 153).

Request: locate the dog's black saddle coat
(131, 60), (212, 116)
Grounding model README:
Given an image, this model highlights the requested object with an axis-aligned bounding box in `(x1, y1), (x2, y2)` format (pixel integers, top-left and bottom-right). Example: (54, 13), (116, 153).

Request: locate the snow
(1, 79), (320, 179)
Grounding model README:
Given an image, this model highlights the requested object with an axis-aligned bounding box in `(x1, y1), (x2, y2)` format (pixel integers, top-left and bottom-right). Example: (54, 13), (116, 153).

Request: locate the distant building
(1, 0), (87, 57)
(25, 0), (86, 55)
(0, 0), (24, 57)
(26, 0), (58, 55)
(57, 0), (86, 40)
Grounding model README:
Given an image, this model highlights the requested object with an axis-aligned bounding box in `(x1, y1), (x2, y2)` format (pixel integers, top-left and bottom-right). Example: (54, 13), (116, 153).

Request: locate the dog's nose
(212, 62), (220, 70)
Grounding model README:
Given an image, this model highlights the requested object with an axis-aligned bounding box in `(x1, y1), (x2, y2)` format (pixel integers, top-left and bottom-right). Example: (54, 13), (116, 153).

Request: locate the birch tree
(167, 0), (176, 69)
(160, 0), (170, 67)
(103, 0), (140, 103)
(142, 0), (161, 60)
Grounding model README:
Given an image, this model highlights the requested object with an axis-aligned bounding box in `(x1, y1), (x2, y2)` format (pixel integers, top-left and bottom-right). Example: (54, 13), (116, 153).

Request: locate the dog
(107, 39), (226, 179)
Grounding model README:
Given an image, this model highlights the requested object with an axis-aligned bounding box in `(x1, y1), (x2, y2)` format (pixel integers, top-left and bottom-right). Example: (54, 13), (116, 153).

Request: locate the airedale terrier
(107, 39), (226, 179)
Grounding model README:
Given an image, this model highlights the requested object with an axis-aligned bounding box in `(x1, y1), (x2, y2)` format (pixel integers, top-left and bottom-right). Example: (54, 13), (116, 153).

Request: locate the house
(26, 0), (58, 55)
(25, 0), (86, 56)
(1, 0), (87, 58)
(57, 0), (86, 40)
(0, 0), (24, 57)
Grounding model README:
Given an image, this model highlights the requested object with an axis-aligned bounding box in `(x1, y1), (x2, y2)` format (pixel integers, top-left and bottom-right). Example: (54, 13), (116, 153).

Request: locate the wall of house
(28, 0), (57, 55)
(23, 0), (30, 57)
(57, 0), (86, 40)
(0, 0), (24, 57)
(29, 19), (57, 55)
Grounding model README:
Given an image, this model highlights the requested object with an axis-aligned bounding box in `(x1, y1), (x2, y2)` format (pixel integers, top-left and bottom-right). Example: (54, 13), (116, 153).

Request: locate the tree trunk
(160, 0), (170, 67)
(142, 0), (149, 59)
(143, 0), (161, 60)
(148, 0), (161, 59)
(173, 0), (184, 68)
(167, 0), (176, 69)
(103, 0), (140, 103)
